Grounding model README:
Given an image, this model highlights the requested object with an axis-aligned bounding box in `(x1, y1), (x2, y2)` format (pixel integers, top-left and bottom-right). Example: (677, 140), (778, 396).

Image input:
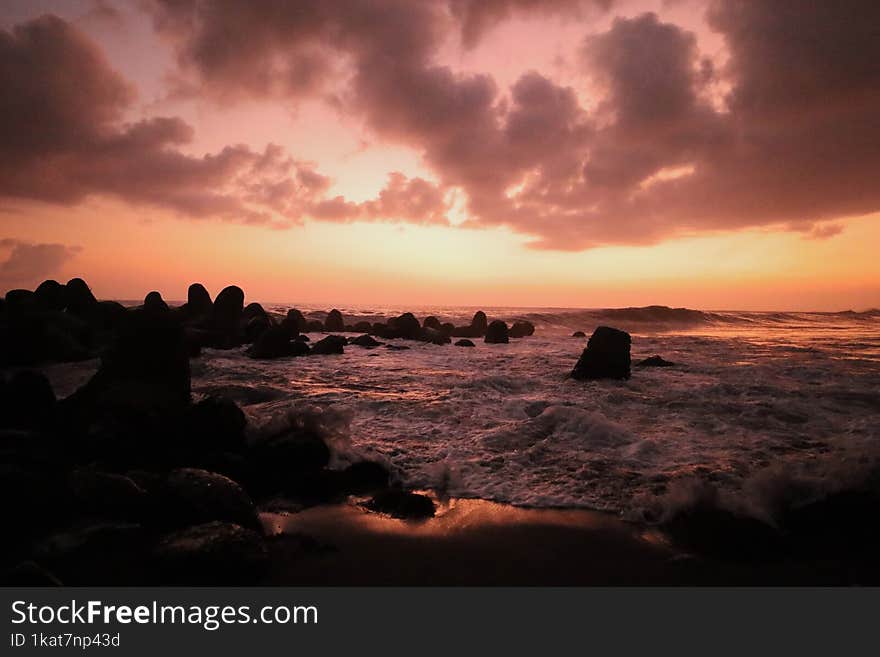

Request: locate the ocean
(43, 304), (880, 523)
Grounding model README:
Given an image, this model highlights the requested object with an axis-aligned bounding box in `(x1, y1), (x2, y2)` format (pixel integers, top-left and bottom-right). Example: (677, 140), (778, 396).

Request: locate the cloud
(0, 238), (82, 287)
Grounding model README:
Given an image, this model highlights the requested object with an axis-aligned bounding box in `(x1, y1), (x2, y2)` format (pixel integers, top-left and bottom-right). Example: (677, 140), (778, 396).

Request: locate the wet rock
(452, 311), (489, 338)
(283, 308), (307, 333)
(384, 344), (410, 351)
(572, 331), (587, 338)
(455, 339), (476, 347)
(351, 334), (382, 348)
(186, 283), (213, 317)
(311, 334), (346, 355)
(69, 469), (147, 521)
(352, 321), (373, 333)
(247, 325), (309, 359)
(571, 326), (631, 380)
(305, 320), (324, 332)
(34, 280), (67, 312)
(324, 309), (345, 332)
(423, 316), (443, 331)
(158, 468), (261, 531)
(152, 521), (267, 585)
(143, 291), (168, 313)
(0, 370), (56, 429)
(247, 425), (332, 494)
(366, 490), (436, 519)
(386, 312), (422, 340)
(65, 278), (98, 318)
(183, 395), (247, 452)
(509, 320), (535, 338)
(422, 327), (451, 345)
(342, 461), (392, 494)
(440, 322), (455, 337)
(484, 320), (509, 344)
(637, 355), (675, 367)
(1, 561), (62, 586)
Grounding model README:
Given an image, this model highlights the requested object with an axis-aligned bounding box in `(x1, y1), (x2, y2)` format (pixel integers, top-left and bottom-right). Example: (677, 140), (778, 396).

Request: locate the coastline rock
(65, 278), (98, 318)
(572, 331), (587, 338)
(341, 461), (392, 494)
(353, 321), (373, 333)
(247, 325), (308, 359)
(69, 469), (147, 521)
(311, 334), (346, 355)
(455, 339), (476, 347)
(186, 283), (213, 317)
(283, 308), (307, 333)
(484, 320), (509, 344)
(210, 285), (245, 348)
(471, 311), (488, 336)
(34, 280), (67, 312)
(143, 291), (168, 313)
(158, 468), (261, 531)
(183, 396), (247, 452)
(509, 320), (535, 338)
(0, 370), (56, 429)
(305, 319), (325, 332)
(152, 521), (267, 585)
(386, 312), (422, 340)
(366, 490), (436, 519)
(324, 309), (345, 332)
(423, 316), (442, 331)
(351, 334), (382, 348)
(571, 326), (631, 380)
(637, 355), (675, 367)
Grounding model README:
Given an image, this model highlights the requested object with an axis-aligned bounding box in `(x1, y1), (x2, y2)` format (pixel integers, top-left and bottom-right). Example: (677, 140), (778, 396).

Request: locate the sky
(1, 0), (878, 310)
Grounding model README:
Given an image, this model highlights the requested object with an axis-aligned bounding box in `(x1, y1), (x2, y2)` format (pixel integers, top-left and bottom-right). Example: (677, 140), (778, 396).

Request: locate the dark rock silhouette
(452, 310), (489, 337)
(248, 325), (309, 359)
(385, 312), (422, 340)
(353, 321), (373, 333)
(572, 331), (587, 338)
(34, 280), (67, 312)
(183, 396), (247, 452)
(423, 316), (442, 331)
(366, 490), (435, 519)
(351, 334), (382, 347)
(284, 308), (307, 333)
(158, 468), (261, 532)
(0, 370), (56, 429)
(484, 320), (509, 344)
(143, 291), (168, 313)
(305, 320), (324, 332)
(152, 521), (267, 585)
(637, 355), (675, 367)
(341, 461), (392, 494)
(324, 309), (345, 332)
(455, 339), (476, 347)
(311, 334), (346, 355)
(69, 469), (147, 521)
(210, 285), (245, 348)
(65, 278), (98, 318)
(571, 326), (631, 380)
(509, 320), (535, 338)
(247, 424), (331, 494)
(186, 283), (213, 316)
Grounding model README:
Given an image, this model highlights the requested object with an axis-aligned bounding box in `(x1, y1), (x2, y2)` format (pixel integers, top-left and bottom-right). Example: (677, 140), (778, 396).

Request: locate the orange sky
(1, 0), (878, 311)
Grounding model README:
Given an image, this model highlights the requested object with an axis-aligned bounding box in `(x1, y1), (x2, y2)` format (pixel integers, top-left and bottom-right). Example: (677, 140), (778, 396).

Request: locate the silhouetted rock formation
(65, 278), (98, 318)
(305, 320), (324, 332)
(423, 316), (442, 331)
(144, 291), (168, 313)
(452, 310), (489, 338)
(366, 490), (436, 519)
(186, 283), (213, 317)
(455, 339), (475, 347)
(484, 320), (509, 344)
(509, 320), (535, 338)
(352, 321), (373, 333)
(341, 461), (392, 494)
(248, 325), (309, 359)
(311, 335), (346, 355)
(571, 326), (631, 380)
(385, 312), (422, 340)
(572, 331), (587, 338)
(351, 334), (382, 347)
(324, 309), (345, 332)
(0, 370), (56, 429)
(34, 279), (66, 311)
(69, 469), (147, 522)
(284, 308), (307, 333)
(637, 355), (675, 367)
(158, 468), (261, 532)
(210, 285), (245, 348)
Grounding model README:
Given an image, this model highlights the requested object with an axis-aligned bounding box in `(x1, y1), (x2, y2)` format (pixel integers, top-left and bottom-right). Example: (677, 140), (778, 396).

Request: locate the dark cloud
(0, 238), (81, 286)
(0, 13), (446, 228)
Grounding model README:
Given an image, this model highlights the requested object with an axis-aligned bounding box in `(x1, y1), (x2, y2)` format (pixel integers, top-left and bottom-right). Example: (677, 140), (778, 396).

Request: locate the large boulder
(283, 308), (307, 333)
(248, 325), (309, 359)
(34, 280), (67, 312)
(366, 490), (436, 519)
(0, 370), (56, 429)
(423, 316), (442, 331)
(210, 285), (245, 348)
(484, 320), (509, 344)
(246, 423), (332, 495)
(152, 521), (267, 585)
(571, 326), (631, 380)
(311, 334), (346, 355)
(636, 355), (675, 367)
(186, 283), (213, 317)
(143, 291), (168, 313)
(509, 320), (535, 338)
(451, 311), (489, 338)
(69, 469), (147, 521)
(64, 278), (98, 318)
(324, 309), (345, 332)
(455, 339), (475, 347)
(156, 468), (261, 531)
(386, 312), (422, 340)
(350, 334), (382, 348)
(182, 396), (247, 452)
(572, 331), (587, 338)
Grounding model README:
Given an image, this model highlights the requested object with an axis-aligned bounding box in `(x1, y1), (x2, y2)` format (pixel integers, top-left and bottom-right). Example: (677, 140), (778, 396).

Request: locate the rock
(471, 311), (488, 336)
(69, 469), (147, 521)
(186, 283), (213, 316)
(34, 280), (67, 311)
(66, 306), (191, 413)
(242, 302), (267, 322)
(247, 426), (331, 495)
(324, 309), (345, 332)
(305, 320), (324, 332)
(156, 468), (261, 532)
(35, 523), (147, 585)
(440, 322), (455, 337)
(571, 326), (631, 380)
(572, 331), (587, 338)
(248, 325), (309, 359)
(1, 561), (63, 586)
(295, 333), (310, 342)
(366, 490), (435, 519)
(183, 395), (247, 452)
(637, 355), (675, 367)
(152, 521), (267, 585)
(353, 321), (373, 333)
(384, 344), (410, 351)
(65, 278), (98, 318)
(386, 312), (422, 340)
(341, 461), (392, 494)
(484, 320), (509, 344)
(454, 339), (475, 347)
(311, 334), (346, 355)
(143, 291), (168, 313)
(284, 308), (307, 333)
(509, 320), (535, 338)
(423, 316), (443, 331)
(0, 370), (56, 429)
(210, 285), (245, 348)
(351, 334), (382, 347)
